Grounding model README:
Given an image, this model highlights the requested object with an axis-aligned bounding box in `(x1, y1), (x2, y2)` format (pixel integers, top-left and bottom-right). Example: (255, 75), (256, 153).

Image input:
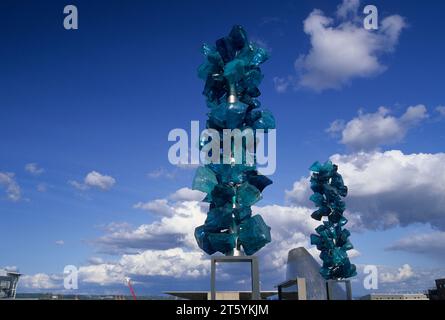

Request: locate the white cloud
(55, 240), (65, 246)
(336, 0), (360, 19)
(253, 205), (325, 274)
(88, 257), (105, 265)
(436, 105), (445, 117)
(78, 263), (124, 286)
(328, 105), (428, 151)
(169, 187), (205, 202)
(78, 248), (209, 286)
(25, 163), (44, 176)
(147, 167), (176, 179)
(1, 266), (18, 273)
(0, 172), (21, 201)
(68, 180), (89, 191)
(133, 188), (205, 216)
(273, 76), (293, 93)
(380, 264), (414, 283)
(92, 186), (361, 287)
(69, 171), (116, 191)
(326, 119), (346, 135)
(289, 0), (405, 92)
(96, 200), (207, 253)
(286, 150), (445, 230)
(37, 183), (47, 192)
(19, 273), (61, 290)
(85, 171), (116, 190)
(387, 232), (445, 260)
(133, 199), (175, 216)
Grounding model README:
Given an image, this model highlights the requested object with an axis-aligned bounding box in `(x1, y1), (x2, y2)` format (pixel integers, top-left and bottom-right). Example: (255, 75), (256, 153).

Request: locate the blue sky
(1, 0), (444, 296)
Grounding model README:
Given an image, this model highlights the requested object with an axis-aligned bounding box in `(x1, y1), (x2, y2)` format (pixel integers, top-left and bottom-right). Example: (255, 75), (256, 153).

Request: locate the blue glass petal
(192, 166), (218, 194)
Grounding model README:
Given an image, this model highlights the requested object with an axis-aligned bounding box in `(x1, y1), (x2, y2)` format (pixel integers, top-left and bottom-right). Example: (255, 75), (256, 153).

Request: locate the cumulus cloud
(19, 273), (61, 290)
(380, 264), (414, 283)
(133, 199), (175, 216)
(77, 248), (209, 286)
(336, 0), (360, 19)
(25, 163), (44, 176)
(328, 105), (429, 151)
(286, 150), (445, 230)
(96, 200), (207, 253)
(91, 186), (361, 288)
(387, 232), (445, 260)
(134, 188), (205, 216)
(279, 0), (405, 92)
(253, 205), (325, 275)
(0, 172), (21, 201)
(69, 171), (116, 191)
(168, 188), (205, 202)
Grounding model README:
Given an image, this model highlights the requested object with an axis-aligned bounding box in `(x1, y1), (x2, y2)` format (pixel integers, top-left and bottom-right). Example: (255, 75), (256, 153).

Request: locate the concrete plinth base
(326, 279), (352, 300)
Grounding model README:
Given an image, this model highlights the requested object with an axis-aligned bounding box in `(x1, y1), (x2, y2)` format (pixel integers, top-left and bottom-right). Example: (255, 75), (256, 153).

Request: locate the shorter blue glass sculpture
(309, 161), (357, 280)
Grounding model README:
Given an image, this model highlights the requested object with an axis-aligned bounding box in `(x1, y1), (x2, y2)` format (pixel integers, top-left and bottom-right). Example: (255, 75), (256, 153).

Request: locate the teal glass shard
(309, 161), (356, 280)
(342, 241), (354, 251)
(216, 37), (235, 63)
(224, 59), (246, 83)
(243, 69), (263, 91)
(251, 47), (269, 66)
(202, 43), (213, 56)
(226, 101), (248, 129)
(208, 102), (227, 128)
(252, 110), (276, 131)
(233, 206), (252, 222)
(194, 225), (216, 255)
(207, 232), (237, 254)
(320, 266), (331, 280)
(247, 173), (272, 192)
(236, 182), (262, 207)
(309, 161), (322, 172)
(310, 193), (325, 207)
(229, 25), (249, 50)
(311, 206), (331, 221)
(310, 234), (321, 246)
(192, 166), (218, 194)
(339, 216), (348, 227)
(238, 215), (271, 255)
(204, 204), (234, 232)
(211, 184), (235, 207)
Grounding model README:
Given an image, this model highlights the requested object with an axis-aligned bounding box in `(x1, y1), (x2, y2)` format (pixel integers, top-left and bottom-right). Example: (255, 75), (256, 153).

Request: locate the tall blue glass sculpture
(192, 26), (274, 256)
(309, 161), (357, 280)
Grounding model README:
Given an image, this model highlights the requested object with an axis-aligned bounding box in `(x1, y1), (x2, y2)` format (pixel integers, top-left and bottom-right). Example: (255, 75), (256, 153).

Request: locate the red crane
(125, 277), (137, 300)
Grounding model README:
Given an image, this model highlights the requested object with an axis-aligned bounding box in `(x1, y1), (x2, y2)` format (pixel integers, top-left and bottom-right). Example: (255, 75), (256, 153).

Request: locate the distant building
(360, 293), (428, 300)
(428, 279), (445, 300)
(165, 291), (276, 300)
(0, 269), (21, 299)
